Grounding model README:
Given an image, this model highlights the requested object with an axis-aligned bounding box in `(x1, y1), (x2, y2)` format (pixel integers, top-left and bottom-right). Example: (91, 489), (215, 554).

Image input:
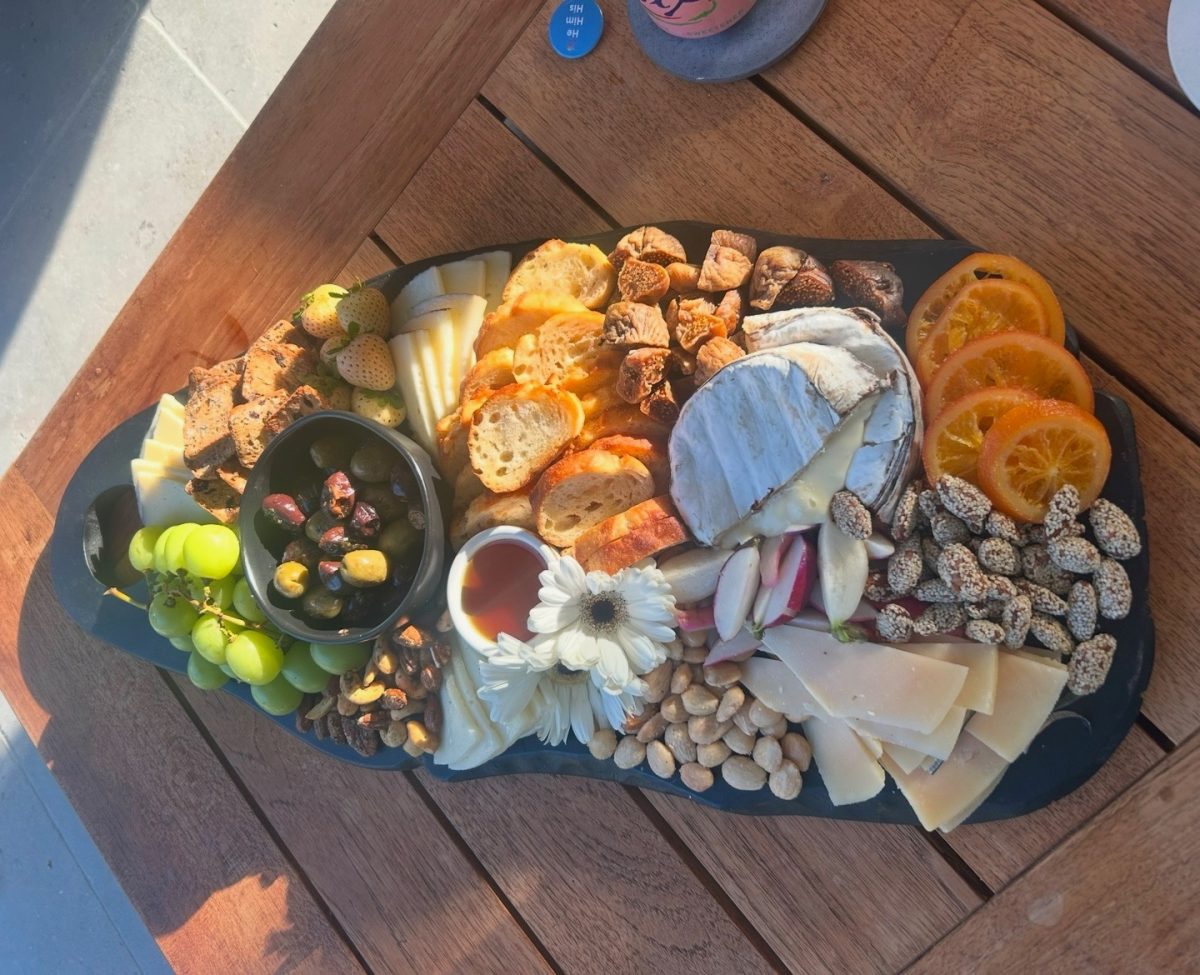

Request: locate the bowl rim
(238, 410), (446, 645)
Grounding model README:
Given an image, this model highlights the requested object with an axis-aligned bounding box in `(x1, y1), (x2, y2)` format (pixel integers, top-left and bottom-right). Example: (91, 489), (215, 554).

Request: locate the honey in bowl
(460, 541), (545, 643)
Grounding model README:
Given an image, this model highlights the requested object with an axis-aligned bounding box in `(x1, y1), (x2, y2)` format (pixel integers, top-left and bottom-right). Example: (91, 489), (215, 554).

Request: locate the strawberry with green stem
(295, 283), (346, 339)
(336, 283), (391, 337)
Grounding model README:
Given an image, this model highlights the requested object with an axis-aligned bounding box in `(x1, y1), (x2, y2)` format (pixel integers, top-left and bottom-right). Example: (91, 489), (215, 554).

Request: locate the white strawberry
(336, 333), (396, 391)
(336, 285), (391, 337)
(320, 334), (349, 369)
(297, 284), (346, 339)
(351, 387), (406, 428)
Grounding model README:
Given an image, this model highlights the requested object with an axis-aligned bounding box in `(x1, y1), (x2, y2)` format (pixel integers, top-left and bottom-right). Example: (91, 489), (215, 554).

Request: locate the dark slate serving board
(50, 222), (1151, 824)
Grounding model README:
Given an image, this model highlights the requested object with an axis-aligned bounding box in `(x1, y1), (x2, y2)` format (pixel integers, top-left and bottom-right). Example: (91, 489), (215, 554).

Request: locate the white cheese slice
(880, 731), (1010, 832)
(803, 713), (885, 806)
(132, 469), (213, 527)
(147, 395), (185, 448)
(881, 742), (928, 775)
(854, 729), (884, 759)
(965, 650), (1068, 762)
(451, 294), (486, 380)
(937, 764), (1008, 833)
(761, 627), (967, 734)
(141, 437), (186, 470)
(156, 393), (184, 421)
(433, 653), (483, 768)
(849, 705), (966, 762)
(479, 250), (512, 312)
(438, 258), (486, 298)
(389, 332), (438, 451)
(739, 655), (821, 721)
(411, 330), (447, 436)
(391, 265), (445, 330)
(907, 641), (999, 715)
(131, 457), (192, 483)
(669, 348), (881, 546)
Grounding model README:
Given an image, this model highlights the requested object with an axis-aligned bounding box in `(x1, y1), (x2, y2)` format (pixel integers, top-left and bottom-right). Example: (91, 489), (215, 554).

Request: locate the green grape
(232, 578), (266, 623)
(219, 663), (240, 681)
(147, 592), (200, 638)
(309, 641), (371, 676)
(226, 630), (283, 685)
(251, 674), (304, 716)
(128, 526), (164, 572)
(183, 524), (240, 580)
(191, 614), (243, 665)
(152, 525), (179, 574)
(188, 651), (229, 690)
(163, 523), (200, 573)
(208, 574), (237, 609)
(168, 634), (196, 653)
(280, 642), (330, 693)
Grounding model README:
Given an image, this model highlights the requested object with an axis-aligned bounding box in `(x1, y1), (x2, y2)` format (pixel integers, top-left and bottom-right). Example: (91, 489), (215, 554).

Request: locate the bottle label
(638, 0), (758, 38)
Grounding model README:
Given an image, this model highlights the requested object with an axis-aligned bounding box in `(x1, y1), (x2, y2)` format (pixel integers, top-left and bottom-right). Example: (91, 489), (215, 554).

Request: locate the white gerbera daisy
(476, 555), (677, 745)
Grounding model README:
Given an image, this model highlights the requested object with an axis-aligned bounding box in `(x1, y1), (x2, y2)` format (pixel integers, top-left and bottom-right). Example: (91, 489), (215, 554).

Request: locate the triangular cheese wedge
(965, 650), (1068, 762)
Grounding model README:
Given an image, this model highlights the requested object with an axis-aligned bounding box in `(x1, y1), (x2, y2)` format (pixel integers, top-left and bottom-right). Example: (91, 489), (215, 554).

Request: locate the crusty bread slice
(531, 449), (656, 547)
(435, 411), (470, 479)
(578, 384), (624, 419)
(572, 495), (690, 574)
(588, 435), (670, 492)
(450, 489), (535, 549)
(474, 290), (590, 358)
(572, 404), (670, 449)
(502, 241), (615, 310)
(453, 465), (487, 512)
(511, 311), (606, 386)
(460, 347), (515, 404)
(183, 373), (240, 476)
(468, 383), (584, 493)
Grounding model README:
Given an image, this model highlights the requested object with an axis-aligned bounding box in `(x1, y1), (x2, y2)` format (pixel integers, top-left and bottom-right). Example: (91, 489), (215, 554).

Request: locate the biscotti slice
(467, 383), (584, 493)
(531, 449), (656, 547)
(502, 240), (615, 310)
(186, 477), (240, 524)
(262, 384), (325, 439)
(588, 435), (670, 492)
(188, 357), (245, 398)
(215, 459), (250, 495)
(512, 311), (606, 386)
(572, 496), (690, 574)
(450, 489), (535, 549)
(474, 290), (590, 358)
(183, 374), (240, 477)
(258, 319), (312, 349)
(229, 391), (289, 467)
(241, 341), (317, 400)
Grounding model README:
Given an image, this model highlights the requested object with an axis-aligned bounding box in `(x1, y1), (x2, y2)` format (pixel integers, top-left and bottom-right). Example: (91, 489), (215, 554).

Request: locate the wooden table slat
(1050, 0), (1179, 91)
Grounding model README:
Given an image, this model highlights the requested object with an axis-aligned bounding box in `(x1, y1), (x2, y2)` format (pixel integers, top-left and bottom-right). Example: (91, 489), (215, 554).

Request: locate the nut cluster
(879, 476), (1141, 696)
(297, 616), (447, 757)
(587, 640), (809, 800)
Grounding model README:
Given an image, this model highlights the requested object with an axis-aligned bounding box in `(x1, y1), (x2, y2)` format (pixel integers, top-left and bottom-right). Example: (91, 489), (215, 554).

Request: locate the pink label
(638, 0), (758, 38)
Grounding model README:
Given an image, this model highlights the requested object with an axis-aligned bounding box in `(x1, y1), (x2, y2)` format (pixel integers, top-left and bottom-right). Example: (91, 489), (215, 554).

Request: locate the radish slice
(705, 627), (761, 665)
(865, 533), (896, 560)
(758, 535), (790, 588)
(658, 548), (732, 605)
(759, 535), (816, 629)
(751, 580), (774, 629)
(810, 589), (877, 623)
(788, 609), (832, 632)
(713, 546), (761, 641)
(676, 605), (715, 631)
(817, 524), (869, 641)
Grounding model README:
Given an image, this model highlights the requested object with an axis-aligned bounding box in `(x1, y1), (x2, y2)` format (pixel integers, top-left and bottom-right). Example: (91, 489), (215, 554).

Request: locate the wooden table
(4, 2), (1198, 971)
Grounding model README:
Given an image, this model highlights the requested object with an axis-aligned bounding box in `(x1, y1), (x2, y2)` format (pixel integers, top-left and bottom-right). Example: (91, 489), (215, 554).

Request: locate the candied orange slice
(923, 386), (1038, 485)
(906, 253), (1066, 361)
(977, 399), (1111, 522)
(924, 332), (1093, 419)
(915, 279), (1051, 387)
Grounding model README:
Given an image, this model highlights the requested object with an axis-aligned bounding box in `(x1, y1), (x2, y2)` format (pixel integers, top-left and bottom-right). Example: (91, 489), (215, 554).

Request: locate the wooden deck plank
(1052, 0), (1178, 90)
(763, 0), (1200, 437)
(0, 470), (362, 975)
(909, 731), (1200, 972)
(14, 0), (544, 512)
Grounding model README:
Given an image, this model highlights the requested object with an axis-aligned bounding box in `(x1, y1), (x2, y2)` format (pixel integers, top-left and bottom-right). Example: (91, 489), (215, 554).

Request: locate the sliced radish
(758, 535), (790, 589)
(676, 605), (715, 632)
(817, 524), (869, 641)
(713, 546), (761, 641)
(658, 548), (732, 605)
(865, 533), (896, 560)
(751, 581), (774, 629)
(810, 589), (877, 623)
(705, 627), (761, 665)
(759, 535), (816, 628)
(787, 609), (831, 632)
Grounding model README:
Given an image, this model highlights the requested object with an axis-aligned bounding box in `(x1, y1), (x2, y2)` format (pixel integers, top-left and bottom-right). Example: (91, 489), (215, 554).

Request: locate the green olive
(359, 483), (405, 522)
(273, 560), (310, 599)
(303, 588), (344, 620)
(304, 509), (340, 543)
(309, 435), (354, 471)
(349, 441), (394, 483)
(378, 519), (421, 560)
(340, 549), (389, 587)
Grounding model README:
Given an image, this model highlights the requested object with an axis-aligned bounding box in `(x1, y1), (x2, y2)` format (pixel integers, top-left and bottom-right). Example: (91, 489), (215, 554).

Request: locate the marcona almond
(780, 732), (812, 771)
(697, 740), (732, 768)
(613, 735), (646, 769)
(660, 694), (688, 723)
(769, 760), (803, 800)
(379, 721), (408, 748)
(664, 723), (698, 764)
(722, 725), (756, 755)
(716, 686), (745, 723)
(682, 685), (719, 716)
(642, 661), (672, 703)
(732, 701), (758, 736)
(753, 735), (783, 773)
(406, 720), (437, 754)
(688, 714), (731, 745)
(636, 711), (669, 743)
(748, 700), (782, 729)
(670, 663), (693, 695)
(722, 755), (767, 791)
(588, 729), (617, 760)
(680, 629), (708, 648)
(762, 717), (788, 739)
(646, 740), (676, 779)
(680, 762), (714, 793)
(703, 661), (742, 687)
(667, 639), (685, 660)
(682, 646), (708, 664)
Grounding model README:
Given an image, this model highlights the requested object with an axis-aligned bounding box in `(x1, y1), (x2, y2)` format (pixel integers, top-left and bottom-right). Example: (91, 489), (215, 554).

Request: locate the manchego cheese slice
(880, 730), (1009, 832)
(965, 650), (1068, 762)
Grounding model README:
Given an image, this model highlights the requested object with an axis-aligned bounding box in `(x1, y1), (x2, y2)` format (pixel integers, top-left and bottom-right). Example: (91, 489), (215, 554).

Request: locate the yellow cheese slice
(803, 713), (885, 806)
(880, 730), (1010, 831)
(761, 627), (968, 734)
(450, 294), (486, 380)
(965, 650), (1068, 762)
(854, 729), (884, 759)
(907, 641), (999, 715)
(739, 655), (821, 721)
(881, 742), (928, 776)
(141, 437), (186, 469)
(429, 317), (459, 420)
(849, 705), (966, 762)
(150, 396), (185, 447)
(480, 250), (512, 312)
(131, 457), (191, 483)
(937, 765), (1009, 833)
(392, 265), (445, 327)
(389, 332), (438, 451)
(438, 258), (486, 298)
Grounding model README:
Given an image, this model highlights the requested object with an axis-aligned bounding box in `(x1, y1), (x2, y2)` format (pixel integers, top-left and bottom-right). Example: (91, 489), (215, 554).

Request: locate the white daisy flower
(476, 555), (676, 745)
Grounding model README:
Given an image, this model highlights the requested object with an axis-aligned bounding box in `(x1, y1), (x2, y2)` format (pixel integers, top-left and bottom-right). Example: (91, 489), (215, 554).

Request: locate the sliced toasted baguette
(460, 347), (515, 404)
(572, 496), (690, 574)
(531, 450), (656, 547)
(467, 383), (584, 493)
(588, 435), (670, 492)
(474, 290), (590, 358)
(450, 489), (535, 549)
(502, 240), (615, 310)
(578, 383), (624, 419)
(572, 404), (671, 448)
(183, 374), (240, 476)
(435, 411), (470, 479)
(453, 465), (487, 512)
(511, 311), (606, 386)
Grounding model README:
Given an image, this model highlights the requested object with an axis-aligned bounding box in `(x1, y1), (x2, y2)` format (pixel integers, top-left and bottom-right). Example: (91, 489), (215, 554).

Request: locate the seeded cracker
(1068, 634), (1117, 695)
(1067, 581), (1099, 641)
(1094, 558), (1133, 619)
(1088, 498), (1142, 559)
(935, 475), (992, 532)
(1043, 484), (1081, 539)
(830, 490), (873, 540)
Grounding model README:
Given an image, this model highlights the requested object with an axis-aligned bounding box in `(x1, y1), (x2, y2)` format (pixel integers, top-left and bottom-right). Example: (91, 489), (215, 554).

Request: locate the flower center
(579, 592), (627, 634)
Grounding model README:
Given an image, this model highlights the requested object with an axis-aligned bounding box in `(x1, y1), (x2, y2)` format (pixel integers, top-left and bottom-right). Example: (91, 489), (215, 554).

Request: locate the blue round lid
(548, 0), (604, 59)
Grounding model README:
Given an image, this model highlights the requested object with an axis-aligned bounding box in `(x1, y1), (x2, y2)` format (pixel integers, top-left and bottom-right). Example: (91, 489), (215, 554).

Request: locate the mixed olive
(261, 436), (424, 626)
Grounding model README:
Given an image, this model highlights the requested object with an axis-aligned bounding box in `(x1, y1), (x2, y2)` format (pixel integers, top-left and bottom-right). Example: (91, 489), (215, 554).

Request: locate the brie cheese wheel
(669, 346), (881, 546)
